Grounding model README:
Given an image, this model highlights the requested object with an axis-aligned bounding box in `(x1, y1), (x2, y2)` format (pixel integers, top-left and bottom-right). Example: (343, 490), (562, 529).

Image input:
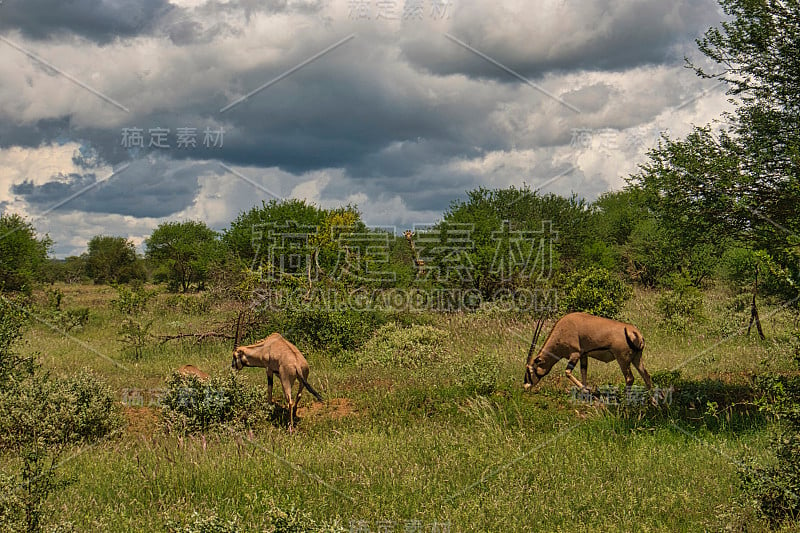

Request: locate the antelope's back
(266, 333), (310, 369)
(559, 312), (639, 348)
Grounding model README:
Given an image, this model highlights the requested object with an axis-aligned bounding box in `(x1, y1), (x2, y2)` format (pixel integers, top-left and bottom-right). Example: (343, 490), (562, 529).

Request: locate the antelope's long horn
(526, 317), (544, 365)
(233, 310), (243, 349)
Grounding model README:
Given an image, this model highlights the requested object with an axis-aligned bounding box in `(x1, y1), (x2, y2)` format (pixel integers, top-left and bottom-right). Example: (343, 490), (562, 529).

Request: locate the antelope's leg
(266, 370), (274, 403)
(293, 377), (305, 419)
(632, 353), (658, 404)
(632, 353), (653, 389)
(580, 355), (588, 389)
(564, 352), (586, 390)
(618, 360), (635, 390)
(279, 372), (294, 430)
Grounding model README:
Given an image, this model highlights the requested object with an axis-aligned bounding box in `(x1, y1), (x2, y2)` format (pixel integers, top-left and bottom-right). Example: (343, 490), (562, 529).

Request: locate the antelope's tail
(296, 372), (324, 402)
(624, 327), (644, 352)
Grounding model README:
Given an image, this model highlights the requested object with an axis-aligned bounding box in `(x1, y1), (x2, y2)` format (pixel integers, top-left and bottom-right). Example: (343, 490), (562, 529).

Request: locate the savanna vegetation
(2, 0), (800, 530)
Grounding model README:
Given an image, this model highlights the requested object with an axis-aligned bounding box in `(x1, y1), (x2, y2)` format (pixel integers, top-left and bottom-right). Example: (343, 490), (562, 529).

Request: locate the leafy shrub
(256, 307), (387, 353)
(656, 275), (703, 331)
(162, 293), (214, 315)
(117, 317), (153, 360)
(0, 370), (122, 450)
(0, 299), (118, 533)
(54, 307), (90, 333)
(0, 297), (32, 385)
(164, 501), (346, 533)
(355, 323), (448, 368)
(111, 284), (156, 359)
(720, 247), (794, 298)
(458, 350), (500, 396)
(741, 374), (800, 525)
(161, 373), (275, 434)
(165, 512), (240, 533)
(35, 288), (90, 333)
(0, 448), (75, 533)
(266, 503), (346, 533)
(0, 370), (120, 532)
(111, 284), (155, 315)
(559, 266), (632, 318)
(45, 287), (63, 311)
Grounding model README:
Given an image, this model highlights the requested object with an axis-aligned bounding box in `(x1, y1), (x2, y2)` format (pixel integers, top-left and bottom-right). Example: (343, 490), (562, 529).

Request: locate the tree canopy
(0, 214), (52, 293)
(145, 221), (220, 292)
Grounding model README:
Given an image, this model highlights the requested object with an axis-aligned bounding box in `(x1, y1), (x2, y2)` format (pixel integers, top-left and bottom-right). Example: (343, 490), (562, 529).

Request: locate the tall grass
(3, 283), (798, 531)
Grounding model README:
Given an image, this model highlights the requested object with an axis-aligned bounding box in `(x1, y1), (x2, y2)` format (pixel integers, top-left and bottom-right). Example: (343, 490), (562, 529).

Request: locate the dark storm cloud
(210, 40), (510, 178)
(0, 0), (321, 45)
(0, 0), (728, 233)
(402, 0), (722, 80)
(11, 158), (218, 218)
(0, 0), (174, 44)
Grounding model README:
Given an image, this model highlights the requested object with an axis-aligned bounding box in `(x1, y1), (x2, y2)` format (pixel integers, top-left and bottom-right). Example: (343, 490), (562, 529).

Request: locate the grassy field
(7, 283), (800, 532)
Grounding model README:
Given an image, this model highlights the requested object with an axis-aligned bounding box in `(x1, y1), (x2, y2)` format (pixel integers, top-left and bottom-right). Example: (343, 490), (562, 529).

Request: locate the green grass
(5, 283), (800, 531)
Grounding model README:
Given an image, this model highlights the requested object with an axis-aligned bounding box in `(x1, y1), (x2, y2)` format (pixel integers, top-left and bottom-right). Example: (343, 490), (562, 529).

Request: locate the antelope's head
(524, 354), (549, 389)
(231, 348), (247, 371)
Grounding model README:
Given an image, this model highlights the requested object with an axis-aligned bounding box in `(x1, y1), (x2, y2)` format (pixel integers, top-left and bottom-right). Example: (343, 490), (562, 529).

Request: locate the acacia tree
(85, 236), (144, 284)
(145, 221), (220, 292)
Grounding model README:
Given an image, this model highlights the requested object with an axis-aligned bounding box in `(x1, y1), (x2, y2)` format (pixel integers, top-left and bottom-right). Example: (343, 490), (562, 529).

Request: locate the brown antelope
(523, 312), (653, 392)
(231, 329), (323, 430)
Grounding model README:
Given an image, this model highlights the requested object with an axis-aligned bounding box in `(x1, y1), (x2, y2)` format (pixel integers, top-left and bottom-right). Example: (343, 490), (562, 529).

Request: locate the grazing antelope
(231, 333), (323, 430)
(177, 364), (209, 381)
(523, 312), (653, 392)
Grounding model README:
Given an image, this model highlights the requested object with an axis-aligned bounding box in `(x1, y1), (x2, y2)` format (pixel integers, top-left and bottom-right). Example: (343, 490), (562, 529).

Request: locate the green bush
(161, 373), (275, 434)
(165, 512), (241, 533)
(458, 350), (500, 396)
(266, 503), (346, 533)
(117, 317), (153, 360)
(111, 284), (155, 315)
(656, 275), (703, 331)
(256, 307), (387, 353)
(0, 298), (118, 532)
(0, 448), (75, 533)
(53, 307), (90, 333)
(164, 502), (346, 533)
(36, 288), (90, 333)
(741, 375), (800, 525)
(0, 297), (32, 386)
(559, 267), (632, 318)
(0, 370), (122, 450)
(719, 247), (794, 298)
(161, 293), (214, 315)
(355, 323), (449, 368)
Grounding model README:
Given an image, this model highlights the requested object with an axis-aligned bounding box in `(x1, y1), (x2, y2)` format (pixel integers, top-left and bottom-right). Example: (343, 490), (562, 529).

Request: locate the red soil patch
(297, 398), (357, 420)
(123, 406), (161, 436)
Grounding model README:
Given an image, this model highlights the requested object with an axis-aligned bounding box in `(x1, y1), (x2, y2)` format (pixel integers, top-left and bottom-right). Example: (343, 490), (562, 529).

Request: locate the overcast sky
(0, 0), (732, 257)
